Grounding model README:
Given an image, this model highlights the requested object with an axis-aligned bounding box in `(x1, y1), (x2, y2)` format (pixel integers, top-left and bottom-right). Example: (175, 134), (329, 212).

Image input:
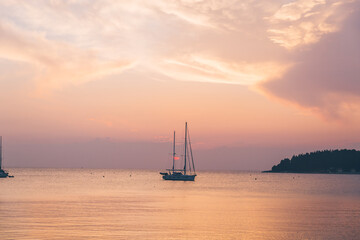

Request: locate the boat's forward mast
(172, 131), (176, 171)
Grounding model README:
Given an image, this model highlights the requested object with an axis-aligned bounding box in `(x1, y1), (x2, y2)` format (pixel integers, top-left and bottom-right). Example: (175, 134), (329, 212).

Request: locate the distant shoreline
(263, 149), (360, 174)
(262, 170), (360, 175)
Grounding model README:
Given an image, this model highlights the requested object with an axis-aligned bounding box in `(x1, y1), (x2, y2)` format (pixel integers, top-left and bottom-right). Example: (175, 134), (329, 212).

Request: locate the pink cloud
(261, 2), (360, 119)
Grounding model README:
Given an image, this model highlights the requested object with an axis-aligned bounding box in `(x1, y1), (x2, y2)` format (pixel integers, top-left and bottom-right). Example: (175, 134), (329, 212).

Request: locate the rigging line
(188, 127), (196, 173)
(184, 122), (187, 174)
(186, 140), (192, 172)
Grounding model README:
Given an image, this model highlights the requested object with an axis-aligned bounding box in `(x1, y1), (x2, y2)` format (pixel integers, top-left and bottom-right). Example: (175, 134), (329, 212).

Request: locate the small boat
(0, 169), (10, 178)
(160, 122), (196, 181)
(0, 136), (12, 178)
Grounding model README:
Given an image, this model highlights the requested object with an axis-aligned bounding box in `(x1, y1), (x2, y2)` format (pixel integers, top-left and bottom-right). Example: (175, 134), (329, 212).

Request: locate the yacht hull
(0, 169), (9, 178)
(162, 174), (196, 181)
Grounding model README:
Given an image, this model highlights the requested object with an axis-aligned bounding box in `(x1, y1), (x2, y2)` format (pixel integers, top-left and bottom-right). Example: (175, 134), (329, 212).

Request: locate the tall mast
(0, 136), (2, 169)
(172, 131), (175, 171)
(184, 122), (187, 174)
(188, 130), (195, 173)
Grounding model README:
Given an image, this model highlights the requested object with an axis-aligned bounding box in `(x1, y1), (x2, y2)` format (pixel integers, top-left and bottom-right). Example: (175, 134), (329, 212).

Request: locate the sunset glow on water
(1, 169), (360, 239)
(1, 0), (360, 170)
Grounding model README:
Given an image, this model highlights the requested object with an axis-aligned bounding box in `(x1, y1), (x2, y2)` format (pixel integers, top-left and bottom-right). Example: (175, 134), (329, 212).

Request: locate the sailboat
(160, 122), (196, 181)
(0, 136), (12, 178)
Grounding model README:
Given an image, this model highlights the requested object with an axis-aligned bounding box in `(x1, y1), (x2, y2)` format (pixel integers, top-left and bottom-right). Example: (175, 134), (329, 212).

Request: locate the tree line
(270, 149), (360, 173)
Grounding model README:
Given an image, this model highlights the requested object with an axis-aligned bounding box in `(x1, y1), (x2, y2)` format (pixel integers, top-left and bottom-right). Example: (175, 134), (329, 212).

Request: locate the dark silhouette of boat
(0, 136), (13, 178)
(160, 122), (196, 181)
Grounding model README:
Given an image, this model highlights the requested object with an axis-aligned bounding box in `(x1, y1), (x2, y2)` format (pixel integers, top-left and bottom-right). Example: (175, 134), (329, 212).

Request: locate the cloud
(0, 20), (132, 94)
(0, 0), (287, 92)
(0, 0), (358, 116)
(267, 0), (354, 49)
(261, 2), (360, 118)
(270, 0), (326, 22)
(151, 54), (288, 86)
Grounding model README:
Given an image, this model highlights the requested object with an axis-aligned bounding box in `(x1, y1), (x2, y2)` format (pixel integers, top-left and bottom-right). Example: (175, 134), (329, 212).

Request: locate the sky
(0, 0), (360, 170)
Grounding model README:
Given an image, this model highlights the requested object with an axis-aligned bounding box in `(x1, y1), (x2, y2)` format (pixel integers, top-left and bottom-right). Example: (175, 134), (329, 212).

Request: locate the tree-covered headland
(266, 149), (360, 173)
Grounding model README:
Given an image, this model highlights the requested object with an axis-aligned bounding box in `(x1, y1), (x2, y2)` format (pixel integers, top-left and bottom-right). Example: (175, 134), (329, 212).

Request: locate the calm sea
(1, 168), (360, 240)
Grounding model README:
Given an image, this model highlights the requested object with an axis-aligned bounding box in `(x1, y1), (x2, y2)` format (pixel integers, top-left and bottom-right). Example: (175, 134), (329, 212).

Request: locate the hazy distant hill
(265, 149), (360, 173)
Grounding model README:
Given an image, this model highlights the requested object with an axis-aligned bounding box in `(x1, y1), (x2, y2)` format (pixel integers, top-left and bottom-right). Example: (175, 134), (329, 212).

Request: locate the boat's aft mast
(172, 131), (175, 171)
(0, 136), (2, 169)
(184, 122), (187, 175)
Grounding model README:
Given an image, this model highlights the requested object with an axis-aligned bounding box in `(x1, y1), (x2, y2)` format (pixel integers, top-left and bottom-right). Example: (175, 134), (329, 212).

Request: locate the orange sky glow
(0, 0), (359, 170)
